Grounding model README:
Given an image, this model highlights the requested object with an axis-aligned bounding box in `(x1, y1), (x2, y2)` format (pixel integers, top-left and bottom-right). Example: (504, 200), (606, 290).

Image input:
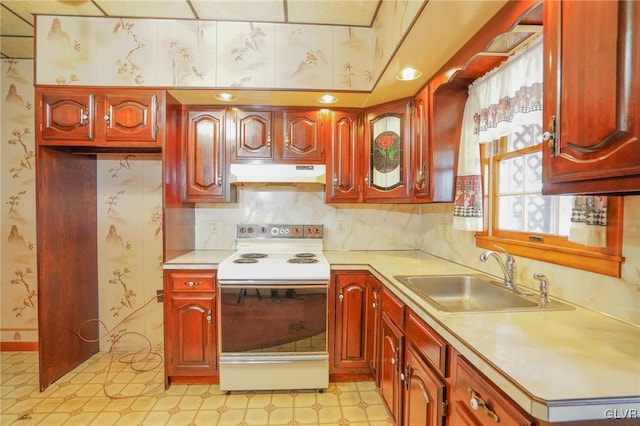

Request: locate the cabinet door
(103, 93), (158, 142)
(184, 109), (228, 202)
(403, 344), (447, 426)
(363, 100), (412, 202)
(233, 108), (275, 160)
(40, 92), (95, 141)
(334, 273), (373, 372)
(542, 0), (640, 194)
(166, 294), (217, 377)
(326, 110), (362, 202)
(282, 109), (324, 162)
(380, 312), (403, 425)
(412, 88), (431, 200)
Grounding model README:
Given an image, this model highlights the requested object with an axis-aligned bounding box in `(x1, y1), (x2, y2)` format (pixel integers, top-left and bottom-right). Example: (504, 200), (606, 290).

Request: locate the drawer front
(170, 271), (216, 292)
(405, 309), (447, 377)
(453, 355), (532, 426)
(380, 287), (404, 328)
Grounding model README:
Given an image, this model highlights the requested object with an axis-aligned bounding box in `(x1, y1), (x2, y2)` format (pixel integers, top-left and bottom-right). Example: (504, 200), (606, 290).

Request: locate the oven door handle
(220, 353), (329, 364)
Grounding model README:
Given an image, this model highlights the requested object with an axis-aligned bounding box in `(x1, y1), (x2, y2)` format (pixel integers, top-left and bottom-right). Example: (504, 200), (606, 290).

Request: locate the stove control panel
(236, 224), (323, 239)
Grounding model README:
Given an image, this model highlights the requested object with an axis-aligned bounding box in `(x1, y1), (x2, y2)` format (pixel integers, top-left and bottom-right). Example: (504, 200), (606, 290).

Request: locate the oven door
(218, 281), (329, 391)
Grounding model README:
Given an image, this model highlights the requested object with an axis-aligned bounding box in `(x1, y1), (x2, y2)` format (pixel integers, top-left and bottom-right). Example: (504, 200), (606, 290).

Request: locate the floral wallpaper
(1, 59), (38, 344)
(34, 0), (420, 91)
(97, 155), (164, 352)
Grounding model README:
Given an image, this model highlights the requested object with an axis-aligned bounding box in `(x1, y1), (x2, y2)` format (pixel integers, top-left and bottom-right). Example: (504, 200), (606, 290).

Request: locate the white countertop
(164, 249), (640, 422)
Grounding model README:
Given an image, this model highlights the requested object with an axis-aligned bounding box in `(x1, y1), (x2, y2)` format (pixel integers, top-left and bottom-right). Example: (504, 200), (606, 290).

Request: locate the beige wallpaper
(32, 2), (422, 90)
(1, 59), (38, 344)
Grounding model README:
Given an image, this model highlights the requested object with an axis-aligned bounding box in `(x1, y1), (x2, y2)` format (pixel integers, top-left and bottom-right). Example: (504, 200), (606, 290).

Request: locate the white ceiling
(0, 0), (514, 107)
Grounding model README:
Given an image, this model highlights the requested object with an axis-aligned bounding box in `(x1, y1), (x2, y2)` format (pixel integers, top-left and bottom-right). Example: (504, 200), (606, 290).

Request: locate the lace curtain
(453, 38), (544, 231)
(452, 37), (607, 247)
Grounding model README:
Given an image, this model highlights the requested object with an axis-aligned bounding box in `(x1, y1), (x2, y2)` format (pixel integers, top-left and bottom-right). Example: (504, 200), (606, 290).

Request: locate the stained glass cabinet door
(363, 100), (412, 202)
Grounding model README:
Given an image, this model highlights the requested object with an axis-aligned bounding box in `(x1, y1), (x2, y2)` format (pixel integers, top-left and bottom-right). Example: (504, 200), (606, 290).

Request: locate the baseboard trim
(0, 341), (38, 351)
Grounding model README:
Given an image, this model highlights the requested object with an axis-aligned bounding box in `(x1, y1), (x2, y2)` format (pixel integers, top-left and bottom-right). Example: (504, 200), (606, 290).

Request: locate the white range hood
(229, 164), (326, 185)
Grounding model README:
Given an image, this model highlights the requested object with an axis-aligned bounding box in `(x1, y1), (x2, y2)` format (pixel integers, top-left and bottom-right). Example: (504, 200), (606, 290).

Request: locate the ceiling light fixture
(215, 92), (237, 102)
(317, 94), (338, 104)
(396, 67), (422, 81)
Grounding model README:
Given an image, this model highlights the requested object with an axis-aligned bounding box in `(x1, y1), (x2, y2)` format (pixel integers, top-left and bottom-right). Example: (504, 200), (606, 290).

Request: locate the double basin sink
(394, 274), (574, 313)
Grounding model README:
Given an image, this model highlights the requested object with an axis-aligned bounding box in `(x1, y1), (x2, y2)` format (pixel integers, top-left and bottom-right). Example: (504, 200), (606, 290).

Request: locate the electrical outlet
(337, 221), (346, 233)
(156, 290), (164, 303)
(210, 220), (218, 233)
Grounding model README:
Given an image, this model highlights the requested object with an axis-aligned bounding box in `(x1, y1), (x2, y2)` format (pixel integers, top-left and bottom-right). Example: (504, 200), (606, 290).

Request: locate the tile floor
(0, 352), (393, 425)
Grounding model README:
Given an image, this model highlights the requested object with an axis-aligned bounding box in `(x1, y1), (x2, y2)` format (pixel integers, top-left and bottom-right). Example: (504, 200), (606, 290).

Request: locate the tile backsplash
(195, 186), (422, 251)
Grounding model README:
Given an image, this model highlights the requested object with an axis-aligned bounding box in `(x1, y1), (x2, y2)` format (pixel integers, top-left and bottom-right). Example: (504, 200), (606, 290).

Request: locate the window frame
(475, 141), (625, 278)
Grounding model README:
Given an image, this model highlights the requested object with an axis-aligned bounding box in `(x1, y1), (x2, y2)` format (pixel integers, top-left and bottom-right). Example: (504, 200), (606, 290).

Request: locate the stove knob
(271, 227), (279, 236)
(239, 227), (246, 234)
(248, 227), (253, 233)
(260, 227), (267, 234)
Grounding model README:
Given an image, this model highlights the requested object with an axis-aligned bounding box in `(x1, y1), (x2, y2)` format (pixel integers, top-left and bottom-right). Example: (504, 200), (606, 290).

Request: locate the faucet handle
(533, 273), (550, 305)
(493, 245), (512, 260)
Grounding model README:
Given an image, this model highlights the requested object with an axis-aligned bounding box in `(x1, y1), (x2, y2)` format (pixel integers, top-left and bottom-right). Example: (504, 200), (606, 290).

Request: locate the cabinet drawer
(453, 354), (532, 425)
(405, 309), (447, 377)
(170, 271), (216, 292)
(380, 287), (404, 327)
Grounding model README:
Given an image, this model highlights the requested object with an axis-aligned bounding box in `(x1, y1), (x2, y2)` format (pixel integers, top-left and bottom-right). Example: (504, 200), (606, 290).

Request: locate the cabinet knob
(285, 136), (290, 147)
(104, 114), (110, 122)
(217, 175), (223, 185)
(267, 134), (271, 147)
(468, 387), (500, 422)
(184, 281), (201, 287)
(81, 113), (89, 124)
(206, 310), (212, 323)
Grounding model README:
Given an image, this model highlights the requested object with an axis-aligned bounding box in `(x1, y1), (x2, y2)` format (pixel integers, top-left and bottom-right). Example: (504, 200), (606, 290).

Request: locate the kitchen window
(475, 129), (624, 278)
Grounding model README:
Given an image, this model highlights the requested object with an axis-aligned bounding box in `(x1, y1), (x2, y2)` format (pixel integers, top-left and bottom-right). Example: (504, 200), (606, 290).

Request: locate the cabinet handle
(184, 281), (202, 287)
(542, 115), (556, 157)
(468, 387), (500, 423)
(267, 134), (271, 147)
(217, 175), (223, 185)
(415, 167), (425, 190)
(206, 309), (212, 323)
(104, 113), (110, 123)
(364, 174), (369, 184)
(333, 175), (338, 186)
(338, 288), (344, 304)
(285, 136), (290, 147)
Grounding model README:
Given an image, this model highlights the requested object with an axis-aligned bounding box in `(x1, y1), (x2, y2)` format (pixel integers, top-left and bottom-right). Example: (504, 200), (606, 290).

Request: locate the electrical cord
(76, 294), (164, 399)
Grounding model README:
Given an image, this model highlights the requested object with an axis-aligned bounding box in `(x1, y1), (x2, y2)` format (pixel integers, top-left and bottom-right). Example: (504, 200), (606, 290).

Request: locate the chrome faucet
(479, 246), (531, 295)
(533, 272), (550, 306)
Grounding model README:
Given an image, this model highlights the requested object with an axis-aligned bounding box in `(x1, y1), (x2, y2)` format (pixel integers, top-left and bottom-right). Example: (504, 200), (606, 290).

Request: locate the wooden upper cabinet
(326, 110), (362, 203)
(542, 0), (640, 194)
(282, 109), (324, 162)
(363, 100), (413, 202)
(102, 94), (158, 142)
(411, 88), (430, 200)
(184, 108), (229, 202)
(232, 107), (275, 160)
(40, 92), (95, 141)
(37, 88), (162, 148)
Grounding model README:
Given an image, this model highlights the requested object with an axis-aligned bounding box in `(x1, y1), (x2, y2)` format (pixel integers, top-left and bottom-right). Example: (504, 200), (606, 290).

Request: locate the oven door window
(219, 285), (327, 354)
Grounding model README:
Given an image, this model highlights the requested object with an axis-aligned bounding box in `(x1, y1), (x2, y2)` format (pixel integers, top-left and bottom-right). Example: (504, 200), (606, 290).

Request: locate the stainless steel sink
(394, 274), (574, 313)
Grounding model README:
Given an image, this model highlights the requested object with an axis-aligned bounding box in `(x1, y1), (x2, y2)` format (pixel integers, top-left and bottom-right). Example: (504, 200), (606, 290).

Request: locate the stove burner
(233, 258), (259, 264)
(287, 257), (319, 264)
(240, 253), (268, 259)
(294, 253), (317, 258)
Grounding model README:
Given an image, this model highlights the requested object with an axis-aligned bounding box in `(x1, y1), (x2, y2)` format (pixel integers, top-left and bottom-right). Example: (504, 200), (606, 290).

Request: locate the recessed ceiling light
(317, 94), (338, 104)
(215, 93), (237, 102)
(396, 67), (422, 81)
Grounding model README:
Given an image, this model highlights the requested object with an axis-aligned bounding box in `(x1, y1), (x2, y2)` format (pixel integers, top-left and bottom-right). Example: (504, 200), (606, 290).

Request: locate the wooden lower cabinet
(450, 351), (533, 426)
(379, 287), (405, 424)
(403, 343), (447, 426)
(164, 270), (218, 386)
(331, 272), (379, 375)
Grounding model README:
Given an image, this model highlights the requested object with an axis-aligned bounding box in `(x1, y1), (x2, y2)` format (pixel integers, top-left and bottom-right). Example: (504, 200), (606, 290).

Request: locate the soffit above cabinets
(1, 0), (541, 108)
